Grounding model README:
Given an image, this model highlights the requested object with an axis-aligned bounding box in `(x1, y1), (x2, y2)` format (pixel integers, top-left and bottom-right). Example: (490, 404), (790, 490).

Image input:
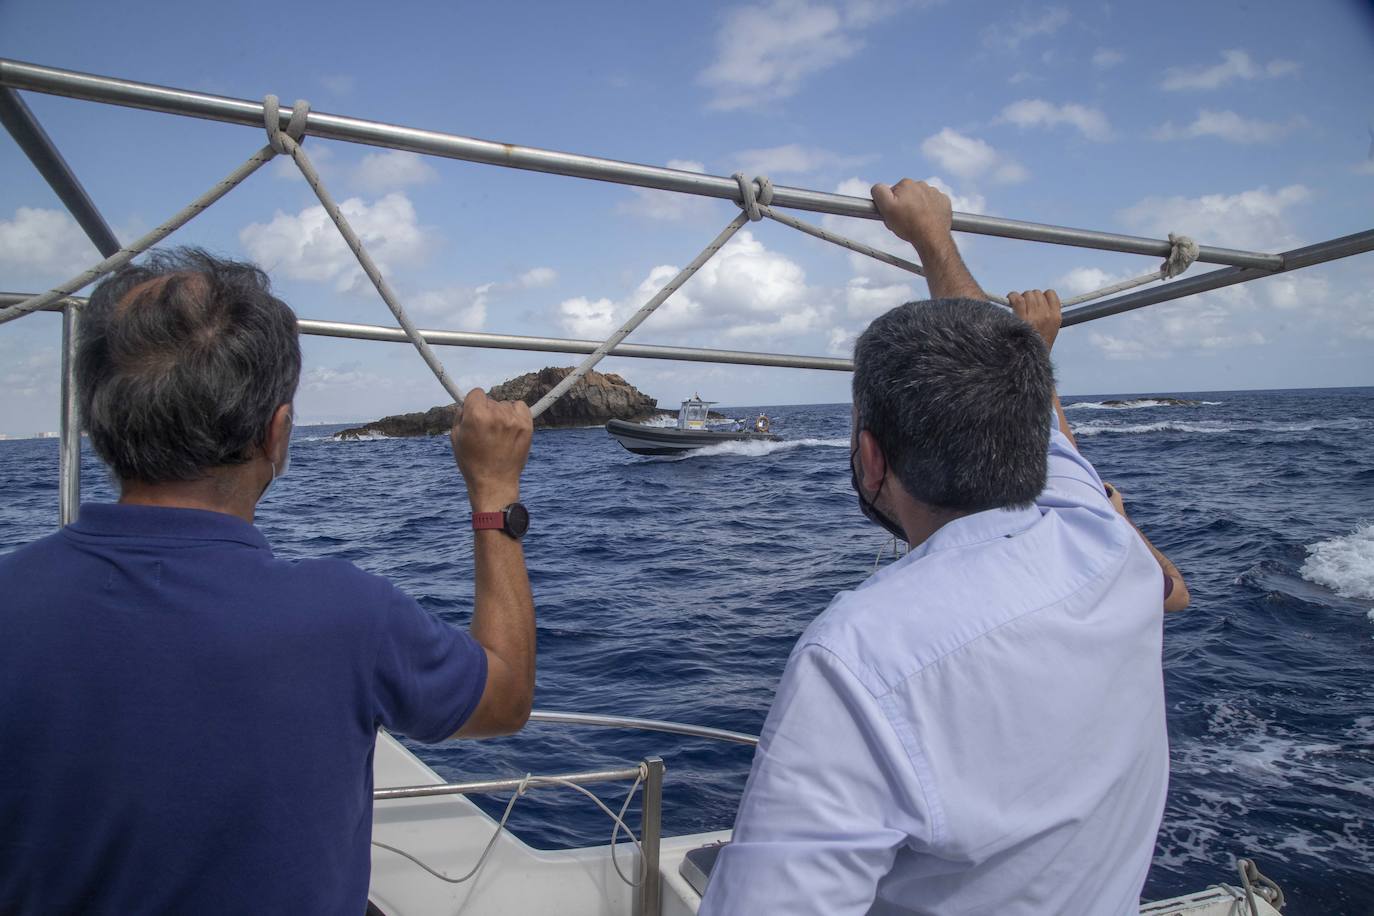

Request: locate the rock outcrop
(334, 367), (662, 439)
(488, 367), (661, 429)
(335, 405), (458, 440)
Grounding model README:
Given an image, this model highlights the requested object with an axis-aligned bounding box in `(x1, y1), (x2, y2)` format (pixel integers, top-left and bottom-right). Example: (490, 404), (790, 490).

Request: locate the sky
(2, 0), (1372, 434)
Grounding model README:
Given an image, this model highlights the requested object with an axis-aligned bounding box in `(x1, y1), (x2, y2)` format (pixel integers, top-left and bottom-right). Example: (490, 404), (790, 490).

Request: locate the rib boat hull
(605, 419), (779, 455)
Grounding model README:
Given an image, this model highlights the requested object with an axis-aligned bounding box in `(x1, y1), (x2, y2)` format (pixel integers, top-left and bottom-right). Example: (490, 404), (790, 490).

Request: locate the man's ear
(856, 428), (887, 496)
(263, 404), (293, 464)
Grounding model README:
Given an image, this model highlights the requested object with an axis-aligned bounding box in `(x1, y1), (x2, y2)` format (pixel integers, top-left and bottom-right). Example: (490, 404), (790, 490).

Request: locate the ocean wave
(662, 437), (850, 461)
(1064, 399), (1222, 411)
(1300, 523), (1374, 602)
(306, 432), (390, 442)
(1072, 418), (1370, 437)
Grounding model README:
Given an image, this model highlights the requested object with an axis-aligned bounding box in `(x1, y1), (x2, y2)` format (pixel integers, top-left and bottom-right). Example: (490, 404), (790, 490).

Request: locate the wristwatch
(471, 503), (530, 540)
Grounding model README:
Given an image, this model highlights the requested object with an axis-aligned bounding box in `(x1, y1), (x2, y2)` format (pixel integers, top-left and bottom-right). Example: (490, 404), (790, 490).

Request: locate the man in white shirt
(700, 179), (1189, 915)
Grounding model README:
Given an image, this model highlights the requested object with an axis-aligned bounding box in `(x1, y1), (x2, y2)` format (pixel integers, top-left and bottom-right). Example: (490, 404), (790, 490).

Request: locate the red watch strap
(472, 511), (504, 531)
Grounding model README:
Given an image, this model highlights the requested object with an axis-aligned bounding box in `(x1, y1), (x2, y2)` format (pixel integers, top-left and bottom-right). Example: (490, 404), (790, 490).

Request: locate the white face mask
(259, 411), (292, 499)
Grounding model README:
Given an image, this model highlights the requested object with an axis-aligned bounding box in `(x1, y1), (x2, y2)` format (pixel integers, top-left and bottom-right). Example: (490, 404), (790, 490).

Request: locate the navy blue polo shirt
(0, 504), (488, 915)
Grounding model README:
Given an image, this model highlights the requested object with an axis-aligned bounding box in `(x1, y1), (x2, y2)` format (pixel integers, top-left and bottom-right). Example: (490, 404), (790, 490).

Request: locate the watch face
(505, 503), (530, 538)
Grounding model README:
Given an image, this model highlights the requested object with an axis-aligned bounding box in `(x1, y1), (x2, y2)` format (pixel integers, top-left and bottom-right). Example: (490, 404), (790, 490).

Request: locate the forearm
(913, 235), (988, 301)
(469, 528), (536, 722)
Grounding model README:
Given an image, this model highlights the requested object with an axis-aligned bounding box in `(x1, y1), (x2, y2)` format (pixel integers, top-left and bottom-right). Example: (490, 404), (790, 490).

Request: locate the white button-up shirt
(700, 425), (1169, 915)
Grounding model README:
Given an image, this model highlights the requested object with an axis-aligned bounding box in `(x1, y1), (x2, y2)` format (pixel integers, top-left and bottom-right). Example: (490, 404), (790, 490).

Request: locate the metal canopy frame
(2, 57), (1372, 528)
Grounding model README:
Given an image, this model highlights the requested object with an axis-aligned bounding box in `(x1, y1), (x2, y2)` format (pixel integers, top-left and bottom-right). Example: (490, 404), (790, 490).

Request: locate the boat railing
(527, 709), (759, 746)
(376, 757), (666, 916)
(370, 713), (754, 913)
(2, 58), (1373, 526)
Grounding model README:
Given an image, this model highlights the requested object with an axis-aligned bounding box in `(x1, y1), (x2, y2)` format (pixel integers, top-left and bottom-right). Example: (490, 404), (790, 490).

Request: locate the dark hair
(77, 247), (301, 483)
(852, 298), (1053, 512)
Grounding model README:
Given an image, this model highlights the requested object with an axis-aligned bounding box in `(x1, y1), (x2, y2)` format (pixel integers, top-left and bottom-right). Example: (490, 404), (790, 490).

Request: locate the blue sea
(3, 387), (1372, 912)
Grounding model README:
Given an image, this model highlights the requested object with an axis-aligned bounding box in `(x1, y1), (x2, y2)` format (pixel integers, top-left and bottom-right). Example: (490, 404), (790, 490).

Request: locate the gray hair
(77, 247), (301, 483)
(852, 298), (1053, 512)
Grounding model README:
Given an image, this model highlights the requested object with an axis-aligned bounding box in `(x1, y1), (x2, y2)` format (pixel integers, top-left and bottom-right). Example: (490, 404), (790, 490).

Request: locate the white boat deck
(368, 733), (1281, 916)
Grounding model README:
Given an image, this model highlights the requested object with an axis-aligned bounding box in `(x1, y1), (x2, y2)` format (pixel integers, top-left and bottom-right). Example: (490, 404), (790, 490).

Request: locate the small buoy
(754, 415), (771, 433)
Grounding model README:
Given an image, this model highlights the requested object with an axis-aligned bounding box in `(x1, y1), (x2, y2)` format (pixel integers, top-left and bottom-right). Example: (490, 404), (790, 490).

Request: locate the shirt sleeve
(371, 587), (488, 744)
(699, 644), (931, 916)
(1039, 413), (1111, 511)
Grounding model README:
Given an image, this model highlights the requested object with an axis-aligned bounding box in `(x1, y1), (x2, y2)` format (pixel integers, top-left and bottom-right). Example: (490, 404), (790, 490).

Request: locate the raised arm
(871, 179), (989, 301)
(1105, 483), (1191, 612)
(449, 388), (538, 736)
(1009, 289), (1190, 613)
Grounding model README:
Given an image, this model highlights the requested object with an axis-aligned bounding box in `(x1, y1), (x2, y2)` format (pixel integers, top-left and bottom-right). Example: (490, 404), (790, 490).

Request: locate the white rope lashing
(371, 766), (648, 888)
(0, 108), (1204, 416)
(0, 143), (283, 326)
(527, 208), (750, 418)
(262, 96), (466, 405)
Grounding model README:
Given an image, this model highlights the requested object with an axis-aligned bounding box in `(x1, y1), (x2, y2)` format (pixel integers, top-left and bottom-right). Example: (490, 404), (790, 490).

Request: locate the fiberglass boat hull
(605, 419), (780, 455)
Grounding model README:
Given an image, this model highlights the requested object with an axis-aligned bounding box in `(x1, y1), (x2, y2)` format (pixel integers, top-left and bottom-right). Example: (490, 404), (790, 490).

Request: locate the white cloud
(239, 192), (434, 292)
(1088, 293), (1265, 360)
(0, 207), (100, 280)
(619, 159), (717, 222)
(981, 6), (1070, 50)
(1118, 184), (1309, 252)
(556, 230), (823, 343)
(730, 143), (875, 177)
(409, 267), (556, 330)
(1160, 49), (1299, 91)
(302, 364), (395, 393)
(352, 150), (438, 194)
(1262, 274), (1329, 311)
(1056, 266), (1135, 298)
(1153, 110), (1304, 144)
(844, 276), (916, 319)
(827, 326), (858, 356)
(1092, 48), (1124, 69)
(410, 283), (492, 331)
(699, 0), (917, 110)
(517, 266), (557, 288)
(920, 128), (1027, 183)
(999, 99), (1113, 141)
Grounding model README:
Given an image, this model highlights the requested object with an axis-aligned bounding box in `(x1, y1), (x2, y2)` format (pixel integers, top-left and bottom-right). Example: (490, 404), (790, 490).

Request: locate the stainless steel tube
(297, 318), (853, 372)
(0, 58), (1284, 271)
(374, 765), (643, 800)
(529, 710), (759, 747)
(1063, 228), (1374, 327)
(5, 294), (853, 373)
(0, 87), (121, 258)
(58, 304), (81, 526)
(637, 757), (665, 916)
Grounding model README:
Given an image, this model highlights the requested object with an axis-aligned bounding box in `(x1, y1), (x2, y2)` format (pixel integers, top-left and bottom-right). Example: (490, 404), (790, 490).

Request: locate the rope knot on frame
(732, 172), (774, 221)
(263, 94), (311, 154)
(1163, 233), (1199, 279)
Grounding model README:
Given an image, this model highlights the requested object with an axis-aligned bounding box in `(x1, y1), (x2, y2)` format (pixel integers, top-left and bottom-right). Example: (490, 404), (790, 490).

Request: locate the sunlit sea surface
(3, 387), (1371, 911)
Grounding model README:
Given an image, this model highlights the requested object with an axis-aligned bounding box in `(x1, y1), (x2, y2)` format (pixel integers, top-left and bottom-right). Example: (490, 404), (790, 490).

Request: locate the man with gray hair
(701, 181), (1188, 914)
(0, 249), (536, 914)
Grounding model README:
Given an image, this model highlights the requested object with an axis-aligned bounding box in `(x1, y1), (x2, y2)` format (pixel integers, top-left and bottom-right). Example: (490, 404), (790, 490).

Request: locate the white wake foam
(664, 436), (849, 460)
(1064, 398), (1221, 411)
(1071, 418), (1369, 437)
(301, 432), (390, 442)
(1300, 523), (1374, 602)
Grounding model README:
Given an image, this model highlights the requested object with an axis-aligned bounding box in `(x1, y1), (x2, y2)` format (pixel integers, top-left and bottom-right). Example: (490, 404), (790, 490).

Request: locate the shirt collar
(906, 503), (1043, 562)
(66, 503), (271, 551)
